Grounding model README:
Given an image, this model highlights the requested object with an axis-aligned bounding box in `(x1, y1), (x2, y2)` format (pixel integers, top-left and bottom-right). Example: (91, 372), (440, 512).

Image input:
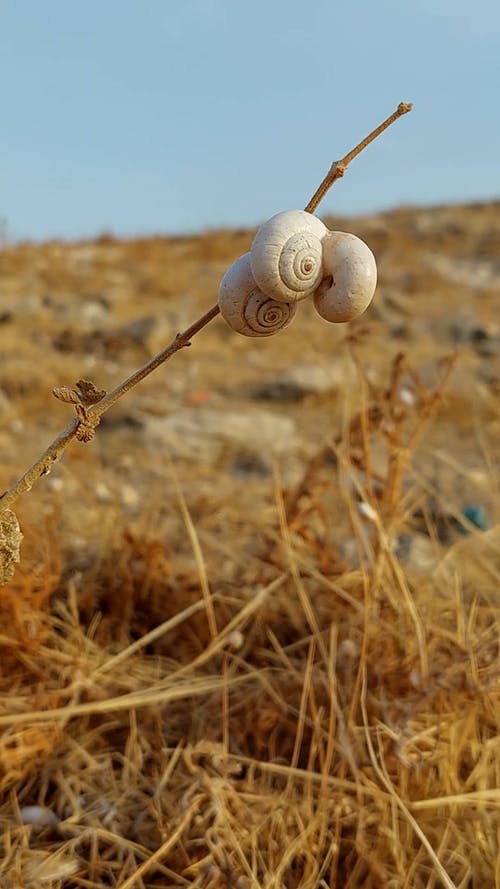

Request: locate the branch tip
(305, 101), (414, 213)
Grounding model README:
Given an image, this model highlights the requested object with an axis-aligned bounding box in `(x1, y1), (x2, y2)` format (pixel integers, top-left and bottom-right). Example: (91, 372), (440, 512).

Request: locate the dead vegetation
(0, 89), (499, 878)
(0, 322), (498, 886)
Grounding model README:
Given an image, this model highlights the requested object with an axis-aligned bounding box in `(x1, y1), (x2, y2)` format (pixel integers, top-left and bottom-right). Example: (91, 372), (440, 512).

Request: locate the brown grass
(0, 347), (498, 887)
(0, 201), (499, 886)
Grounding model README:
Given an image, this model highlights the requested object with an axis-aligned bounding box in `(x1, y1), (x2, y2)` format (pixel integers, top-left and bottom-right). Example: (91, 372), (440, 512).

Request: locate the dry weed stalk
(0, 103), (412, 579)
(0, 348), (498, 886)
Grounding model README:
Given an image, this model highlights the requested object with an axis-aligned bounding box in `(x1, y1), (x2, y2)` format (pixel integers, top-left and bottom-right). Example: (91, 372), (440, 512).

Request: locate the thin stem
(0, 421), (80, 510)
(305, 102), (413, 214)
(0, 101), (412, 513)
(90, 303), (221, 420)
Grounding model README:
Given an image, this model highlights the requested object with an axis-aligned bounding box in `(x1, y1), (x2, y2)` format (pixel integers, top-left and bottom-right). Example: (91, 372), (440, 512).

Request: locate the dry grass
(0, 201), (499, 886)
(0, 348), (498, 888)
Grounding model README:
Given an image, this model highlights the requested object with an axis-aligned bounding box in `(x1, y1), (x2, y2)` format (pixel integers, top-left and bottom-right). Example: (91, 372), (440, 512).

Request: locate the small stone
(46, 476), (64, 493)
(458, 505), (489, 533)
(94, 482), (113, 503)
(357, 501), (378, 523)
(395, 533), (440, 575)
(399, 386), (416, 406)
(337, 639), (358, 661)
(224, 630), (244, 651)
(426, 253), (500, 291)
(81, 298), (109, 326)
(183, 390), (212, 407)
(120, 483), (140, 510)
(144, 408), (298, 464)
(250, 362), (350, 402)
(118, 315), (156, 345)
(20, 805), (60, 827)
(230, 453), (271, 478)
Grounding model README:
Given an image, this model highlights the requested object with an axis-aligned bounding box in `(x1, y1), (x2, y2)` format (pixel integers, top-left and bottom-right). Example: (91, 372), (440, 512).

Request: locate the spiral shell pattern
(251, 210), (327, 303)
(218, 252), (297, 337)
(241, 290), (296, 336)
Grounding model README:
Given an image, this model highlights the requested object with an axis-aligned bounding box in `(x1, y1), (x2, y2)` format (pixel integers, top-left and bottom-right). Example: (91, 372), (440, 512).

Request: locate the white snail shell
(218, 252), (297, 337)
(250, 210), (328, 303)
(313, 231), (377, 323)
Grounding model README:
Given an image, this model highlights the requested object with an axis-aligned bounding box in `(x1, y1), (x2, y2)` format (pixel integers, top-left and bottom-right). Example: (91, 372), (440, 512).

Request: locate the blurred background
(1, 0), (499, 241)
(1, 8), (499, 886)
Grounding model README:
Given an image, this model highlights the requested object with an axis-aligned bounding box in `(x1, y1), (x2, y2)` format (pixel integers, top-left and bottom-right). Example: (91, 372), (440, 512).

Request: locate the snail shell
(218, 252), (297, 337)
(313, 231), (377, 323)
(251, 210), (327, 303)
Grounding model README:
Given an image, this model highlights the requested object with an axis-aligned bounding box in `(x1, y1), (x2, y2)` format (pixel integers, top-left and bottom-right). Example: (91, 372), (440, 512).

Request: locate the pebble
(449, 318), (499, 357)
(250, 362), (350, 402)
(20, 805), (60, 827)
(120, 483), (141, 511)
(118, 314), (156, 345)
(81, 298), (110, 326)
(183, 390), (212, 406)
(229, 453), (271, 478)
(395, 533), (440, 574)
(458, 505), (489, 532)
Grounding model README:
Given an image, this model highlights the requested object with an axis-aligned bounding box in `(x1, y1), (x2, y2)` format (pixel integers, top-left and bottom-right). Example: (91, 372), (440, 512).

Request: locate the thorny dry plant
(0, 102), (412, 579)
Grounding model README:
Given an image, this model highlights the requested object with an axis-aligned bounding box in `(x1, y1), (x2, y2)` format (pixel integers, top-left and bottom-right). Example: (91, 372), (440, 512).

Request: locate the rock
(457, 504), (489, 533)
(449, 317), (499, 356)
(250, 362), (350, 402)
(80, 297), (110, 326)
(183, 390), (212, 407)
(425, 253), (500, 292)
(46, 293), (110, 326)
(20, 806), (60, 827)
(144, 408), (298, 463)
(99, 410), (143, 431)
(120, 483), (141, 511)
(395, 532), (441, 575)
(118, 314), (156, 345)
(411, 499), (489, 542)
(229, 453), (271, 478)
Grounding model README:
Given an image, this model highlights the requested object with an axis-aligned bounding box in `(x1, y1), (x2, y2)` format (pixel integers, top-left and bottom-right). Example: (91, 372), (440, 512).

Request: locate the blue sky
(1, 0), (499, 241)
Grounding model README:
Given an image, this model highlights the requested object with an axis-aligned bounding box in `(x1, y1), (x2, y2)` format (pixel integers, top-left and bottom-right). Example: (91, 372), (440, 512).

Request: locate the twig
(304, 102), (412, 213)
(0, 102), (412, 514)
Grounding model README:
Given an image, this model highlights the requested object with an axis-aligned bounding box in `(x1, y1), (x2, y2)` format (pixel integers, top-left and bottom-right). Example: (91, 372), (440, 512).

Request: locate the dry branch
(0, 102), (412, 572)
